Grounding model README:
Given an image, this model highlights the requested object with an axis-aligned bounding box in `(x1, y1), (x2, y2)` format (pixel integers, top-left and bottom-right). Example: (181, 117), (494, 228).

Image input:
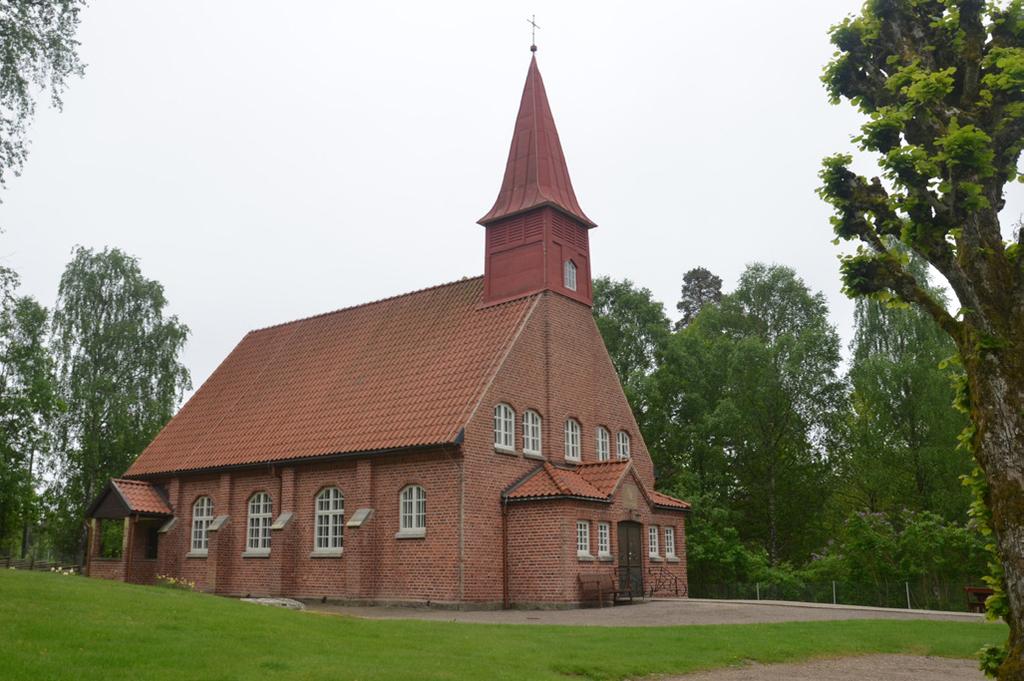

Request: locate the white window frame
(494, 403), (515, 453)
(314, 487), (344, 554)
(523, 409), (542, 456)
(190, 496), (213, 555)
(398, 485), (426, 538)
(246, 492), (272, 553)
(564, 260), (577, 291)
(596, 427), (610, 462)
(664, 526), (676, 558)
(617, 431), (631, 460)
(564, 418), (581, 462)
(576, 520), (591, 557)
(597, 521), (611, 557)
(648, 525), (660, 558)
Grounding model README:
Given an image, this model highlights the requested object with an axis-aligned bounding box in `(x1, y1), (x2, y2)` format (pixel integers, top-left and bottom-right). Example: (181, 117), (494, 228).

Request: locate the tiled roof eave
(125, 439), (461, 480)
(503, 493), (612, 504)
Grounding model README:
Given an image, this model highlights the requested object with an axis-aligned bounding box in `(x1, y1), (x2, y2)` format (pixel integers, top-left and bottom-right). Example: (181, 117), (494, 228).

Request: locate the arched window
(617, 431), (631, 460)
(596, 427), (610, 462)
(399, 485), (427, 537)
(190, 496), (213, 553)
(494, 403), (515, 452)
(247, 492), (272, 552)
(523, 409), (542, 455)
(564, 419), (581, 462)
(314, 487), (345, 552)
(564, 260), (577, 291)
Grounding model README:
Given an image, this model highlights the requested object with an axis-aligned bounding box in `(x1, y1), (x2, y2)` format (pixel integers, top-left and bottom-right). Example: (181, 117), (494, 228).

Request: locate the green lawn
(0, 570), (1005, 681)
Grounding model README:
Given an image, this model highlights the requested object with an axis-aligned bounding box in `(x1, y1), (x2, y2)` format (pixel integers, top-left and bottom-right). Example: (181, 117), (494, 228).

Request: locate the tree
(677, 264), (846, 564)
(0, 1), (85, 188)
(675, 266), (723, 329)
(0, 267), (58, 557)
(47, 247), (190, 558)
(592, 277), (671, 425)
(840, 252), (972, 521)
(818, 2), (1024, 675)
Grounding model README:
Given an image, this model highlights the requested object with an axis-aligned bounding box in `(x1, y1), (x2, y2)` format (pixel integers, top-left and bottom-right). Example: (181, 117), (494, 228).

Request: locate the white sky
(2, 1), (1023, 395)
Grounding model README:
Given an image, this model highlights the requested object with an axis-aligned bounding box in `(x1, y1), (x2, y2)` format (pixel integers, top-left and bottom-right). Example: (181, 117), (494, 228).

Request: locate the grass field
(0, 570), (1006, 681)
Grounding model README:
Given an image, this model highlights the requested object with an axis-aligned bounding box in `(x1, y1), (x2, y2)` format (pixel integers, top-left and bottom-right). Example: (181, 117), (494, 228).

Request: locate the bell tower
(479, 55), (596, 307)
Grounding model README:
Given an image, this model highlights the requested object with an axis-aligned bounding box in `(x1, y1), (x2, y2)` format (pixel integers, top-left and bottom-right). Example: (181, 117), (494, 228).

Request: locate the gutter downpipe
(502, 496), (510, 609)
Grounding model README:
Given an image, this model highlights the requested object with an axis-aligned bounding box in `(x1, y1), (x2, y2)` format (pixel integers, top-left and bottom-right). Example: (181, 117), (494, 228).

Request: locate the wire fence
(689, 579), (988, 613)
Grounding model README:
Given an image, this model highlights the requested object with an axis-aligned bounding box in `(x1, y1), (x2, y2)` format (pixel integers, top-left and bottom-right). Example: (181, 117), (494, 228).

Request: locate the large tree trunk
(970, 349), (1024, 679)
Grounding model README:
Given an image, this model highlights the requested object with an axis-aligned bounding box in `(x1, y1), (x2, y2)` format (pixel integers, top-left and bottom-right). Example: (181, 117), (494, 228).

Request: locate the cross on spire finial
(528, 15), (539, 52)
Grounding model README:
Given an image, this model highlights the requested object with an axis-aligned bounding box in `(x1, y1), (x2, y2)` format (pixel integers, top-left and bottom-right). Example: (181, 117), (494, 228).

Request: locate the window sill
(577, 553), (595, 562)
(565, 458), (581, 465)
(494, 445), (516, 456)
(598, 554), (614, 562)
(523, 451), (544, 460)
(648, 555), (663, 562)
(666, 556), (680, 563)
(241, 550), (271, 558)
(309, 549), (343, 559)
(395, 529), (426, 539)
(185, 551), (208, 559)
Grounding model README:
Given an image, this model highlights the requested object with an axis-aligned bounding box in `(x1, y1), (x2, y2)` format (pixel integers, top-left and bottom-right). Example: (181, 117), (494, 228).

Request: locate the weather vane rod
(528, 15), (540, 52)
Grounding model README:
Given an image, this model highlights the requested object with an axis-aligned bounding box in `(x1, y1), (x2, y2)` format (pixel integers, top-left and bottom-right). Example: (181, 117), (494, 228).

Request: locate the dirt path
(306, 598), (985, 626)
(662, 655), (982, 680)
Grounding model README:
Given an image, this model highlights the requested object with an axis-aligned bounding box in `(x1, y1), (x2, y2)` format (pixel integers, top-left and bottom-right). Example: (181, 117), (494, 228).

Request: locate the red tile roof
(505, 463), (608, 501)
(651, 490), (691, 510)
(127, 277), (537, 476)
(479, 56), (595, 227)
(111, 479), (172, 515)
(504, 460), (690, 511)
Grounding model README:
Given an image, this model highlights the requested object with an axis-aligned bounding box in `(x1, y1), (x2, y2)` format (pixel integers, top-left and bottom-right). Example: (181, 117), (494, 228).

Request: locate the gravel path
(307, 598), (985, 626)
(663, 654), (982, 680)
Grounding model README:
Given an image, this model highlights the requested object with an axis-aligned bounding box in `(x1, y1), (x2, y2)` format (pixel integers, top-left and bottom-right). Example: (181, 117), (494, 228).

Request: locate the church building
(83, 52), (690, 607)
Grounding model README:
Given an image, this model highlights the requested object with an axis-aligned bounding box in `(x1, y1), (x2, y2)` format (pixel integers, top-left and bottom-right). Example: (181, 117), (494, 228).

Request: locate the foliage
(819, 2), (1024, 675)
(46, 247), (190, 558)
(155, 573), (196, 591)
(675, 266), (723, 329)
(838, 248), (971, 521)
(591, 276), (670, 425)
(0, 569), (1007, 681)
(0, 1), (85, 188)
(681, 264), (845, 564)
(0, 266), (59, 557)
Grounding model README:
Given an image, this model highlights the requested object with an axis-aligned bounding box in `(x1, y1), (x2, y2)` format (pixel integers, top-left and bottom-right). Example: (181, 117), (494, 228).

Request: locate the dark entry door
(617, 521), (643, 596)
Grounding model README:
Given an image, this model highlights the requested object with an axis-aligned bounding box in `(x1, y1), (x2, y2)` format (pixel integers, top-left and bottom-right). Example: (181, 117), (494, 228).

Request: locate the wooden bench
(965, 586), (994, 613)
(578, 573), (631, 607)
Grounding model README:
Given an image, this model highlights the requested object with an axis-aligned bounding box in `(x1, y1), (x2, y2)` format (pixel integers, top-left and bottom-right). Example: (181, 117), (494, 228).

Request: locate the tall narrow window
(564, 260), (577, 291)
(191, 496), (213, 554)
(664, 526), (676, 558)
(494, 403), (515, 452)
(596, 427), (610, 462)
(617, 431), (631, 460)
(648, 525), (660, 558)
(523, 409), (542, 456)
(314, 487), (345, 552)
(564, 419), (581, 462)
(247, 492), (272, 552)
(399, 485), (426, 536)
(576, 520), (591, 557)
(598, 521), (611, 557)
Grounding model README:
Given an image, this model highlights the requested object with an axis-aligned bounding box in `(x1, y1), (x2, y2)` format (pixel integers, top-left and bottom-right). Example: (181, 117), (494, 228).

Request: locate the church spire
(479, 55), (595, 308)
(478, 55), (595, 228)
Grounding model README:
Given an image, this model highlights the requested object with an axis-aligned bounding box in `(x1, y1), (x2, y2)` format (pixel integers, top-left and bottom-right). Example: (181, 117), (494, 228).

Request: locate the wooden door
(617, 521), (643, 596)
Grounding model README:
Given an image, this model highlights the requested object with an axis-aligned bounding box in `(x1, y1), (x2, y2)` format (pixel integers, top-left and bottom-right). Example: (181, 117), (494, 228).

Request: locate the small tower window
(596, 427), (610, 462)
(563, 260), (577, 291)
(617, 431), (631, 460)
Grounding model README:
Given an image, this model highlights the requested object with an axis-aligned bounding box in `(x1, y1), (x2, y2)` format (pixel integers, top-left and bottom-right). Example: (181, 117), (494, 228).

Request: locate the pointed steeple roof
(479, 56), (595, 227)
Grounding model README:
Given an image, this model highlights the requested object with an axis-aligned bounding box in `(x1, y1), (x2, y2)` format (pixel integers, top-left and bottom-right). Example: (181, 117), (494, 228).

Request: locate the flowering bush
(155, 574), (197, 591)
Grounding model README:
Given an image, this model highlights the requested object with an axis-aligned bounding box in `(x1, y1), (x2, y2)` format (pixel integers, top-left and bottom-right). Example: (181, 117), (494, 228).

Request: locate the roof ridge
(249, 275), (485, 334)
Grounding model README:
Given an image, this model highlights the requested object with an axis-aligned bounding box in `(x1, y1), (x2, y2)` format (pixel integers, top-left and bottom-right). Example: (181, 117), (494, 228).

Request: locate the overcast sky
(3, 1), (1023, 396)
